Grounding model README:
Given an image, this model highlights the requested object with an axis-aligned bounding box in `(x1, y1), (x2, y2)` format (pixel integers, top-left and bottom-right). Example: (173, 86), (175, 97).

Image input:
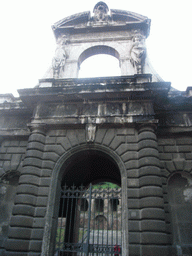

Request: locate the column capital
(28, 123), (47, 134)
(137, 121), (158, 133)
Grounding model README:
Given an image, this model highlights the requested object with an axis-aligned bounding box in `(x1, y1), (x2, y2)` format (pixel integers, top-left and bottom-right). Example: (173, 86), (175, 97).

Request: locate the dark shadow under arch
(41, 144), (128, 256)
(60, 149), (121, 187)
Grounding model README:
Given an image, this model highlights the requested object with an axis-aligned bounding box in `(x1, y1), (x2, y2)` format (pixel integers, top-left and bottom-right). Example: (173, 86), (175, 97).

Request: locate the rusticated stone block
(164, 145), (177, 153)
(126, 135), (138, 143)
(0, 154), (12, 160)
(129, 244), (140, 256)
(19, 141), (28, 147)
(44, 144), (64, 156)
(116, 143), (138, 156)
(33, 217), (45, 228)
(7, 147), (26, 154)
(139, 148), (159, 158)
(178, 145), (192, 152)
(138, 140), (158, 150)
(4, 239), (29, 251)
(34, 207), (46, 217)
(15, 194), (36, 206)
(39, 177), (51, 187)
(17, 184), (38, 196)
(46, 136), (56, 144)
(41, 160), (55, 169)
(141, 232), (168, 244)
(25, 149), (43, 159)
(109, 135), (125, 150)
(141, 245), (172, 256)
(127, 188), (140, 198)
(122, 151), (137, 162)
(176, 137), (192, 145)
(125, 160), (139, 169)
(129, 232), (140, 244)
(139, 166), (161, 176)
(117, 128), (135, 135)
(165, 161), (176, 172)
(66, 130), (79, 147)
(21, 166), (41, 176)
(128, 199), (140, 209)
(140, 197), (164, 209)
(159, 153), (172, 160)
(128, 179), (139, 188)
(138, 131), (157, 141)
(12, 205), (35, 216)
(127, 169), (139, 178)
(8, 227), (31, 239)
(140, 186), (163, 198)
(10, 216), (33, 228)
(29, 240), (42, 252)
(31, 229), (44, 240)
(41, 169), (52, 177)
(184, 160), (192, 171)
(94, 129), (107, 144)
(158, 138), (175, 146)
(139, 176), (162, 187)
(27, 142), (44, 152)
(38, 187), (49, 196)
(10, 141), (20, 147)
(23, 157), (42, 168)
(129, 220), (140, 231)
(77, 129), (86, 144)
(103, 129), (115, 146)
(19, 175), (40, 186)
(139, 157), (160, 168)
(29, 134), (45, 144)
(36, 196), (48, 207)
(140, 220), (166, 232)
(173, 160), (184, 170)
(5, 252), (31, 256)
(129, 209), (140, 219)
(43, 152), (59, 162)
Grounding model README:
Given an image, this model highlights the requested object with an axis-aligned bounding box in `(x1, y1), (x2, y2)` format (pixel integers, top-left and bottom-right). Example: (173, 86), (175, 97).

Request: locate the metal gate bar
(55, 184), (122, 255)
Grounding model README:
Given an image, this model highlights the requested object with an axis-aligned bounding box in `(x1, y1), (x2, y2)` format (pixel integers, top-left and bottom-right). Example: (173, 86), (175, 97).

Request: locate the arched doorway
(54, 149), (122, 255)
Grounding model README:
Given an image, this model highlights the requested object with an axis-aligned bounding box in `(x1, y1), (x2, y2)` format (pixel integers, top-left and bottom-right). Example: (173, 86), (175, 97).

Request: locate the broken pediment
(52, 2), (150, 38)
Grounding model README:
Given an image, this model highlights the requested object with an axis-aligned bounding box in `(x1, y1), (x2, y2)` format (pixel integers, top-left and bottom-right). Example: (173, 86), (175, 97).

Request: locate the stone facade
(0, 2), (192, 256)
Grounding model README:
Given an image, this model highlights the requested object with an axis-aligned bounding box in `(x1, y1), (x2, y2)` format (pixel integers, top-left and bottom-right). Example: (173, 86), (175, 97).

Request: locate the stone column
(138, 124), (170, 255)
(4, 124), (46, 256)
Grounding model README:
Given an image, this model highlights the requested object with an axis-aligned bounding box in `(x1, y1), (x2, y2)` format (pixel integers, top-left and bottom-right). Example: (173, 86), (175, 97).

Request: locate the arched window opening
(110, 198), (119, 212)
(79, 54), (121, 78)
(168, 172), (192, 250)
(80, 198), (88, 212)
(95, 197), (104, 212)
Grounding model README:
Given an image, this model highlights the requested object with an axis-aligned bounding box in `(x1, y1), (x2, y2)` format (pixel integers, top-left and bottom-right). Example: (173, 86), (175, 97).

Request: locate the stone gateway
(0, 2), (192, 256)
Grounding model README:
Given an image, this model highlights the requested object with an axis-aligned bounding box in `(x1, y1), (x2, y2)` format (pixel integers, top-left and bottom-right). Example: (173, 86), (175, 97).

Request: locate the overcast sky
(0, 0), (191, 96)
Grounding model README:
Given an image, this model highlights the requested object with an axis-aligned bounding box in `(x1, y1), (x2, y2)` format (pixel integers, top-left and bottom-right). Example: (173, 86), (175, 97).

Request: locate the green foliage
(93, 182), (119, 189)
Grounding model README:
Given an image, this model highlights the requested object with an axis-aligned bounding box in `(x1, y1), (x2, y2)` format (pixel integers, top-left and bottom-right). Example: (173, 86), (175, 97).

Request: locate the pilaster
(4, 124), (46, 255)
(137, 124), (171, 255)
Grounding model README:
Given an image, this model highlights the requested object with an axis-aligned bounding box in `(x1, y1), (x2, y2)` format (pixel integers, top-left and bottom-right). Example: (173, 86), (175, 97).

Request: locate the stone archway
(42, 145), (128, 256)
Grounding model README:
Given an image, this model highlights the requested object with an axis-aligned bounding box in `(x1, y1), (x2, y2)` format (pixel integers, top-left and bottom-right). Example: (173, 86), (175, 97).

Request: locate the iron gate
(55, 184), (122, 255)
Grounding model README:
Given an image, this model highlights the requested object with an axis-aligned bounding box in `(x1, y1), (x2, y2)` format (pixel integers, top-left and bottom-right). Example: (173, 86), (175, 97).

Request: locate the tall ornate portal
(0, 2), (192, 256)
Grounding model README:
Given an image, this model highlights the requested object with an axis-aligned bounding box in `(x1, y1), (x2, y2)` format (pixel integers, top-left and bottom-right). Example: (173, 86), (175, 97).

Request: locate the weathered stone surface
(1, 2), (192, 255)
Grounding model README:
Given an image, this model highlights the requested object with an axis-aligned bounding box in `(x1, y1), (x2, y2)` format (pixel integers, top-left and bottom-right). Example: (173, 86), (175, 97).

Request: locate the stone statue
(86, 123), (96, 142)
(52, 36), (67, 78)
(93, 2), (109, 22)
(130, 30), (146, 74)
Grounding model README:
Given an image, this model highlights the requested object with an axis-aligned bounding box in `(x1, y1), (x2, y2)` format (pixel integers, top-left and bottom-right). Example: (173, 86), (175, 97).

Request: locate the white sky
(0, 0), (191, 96)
